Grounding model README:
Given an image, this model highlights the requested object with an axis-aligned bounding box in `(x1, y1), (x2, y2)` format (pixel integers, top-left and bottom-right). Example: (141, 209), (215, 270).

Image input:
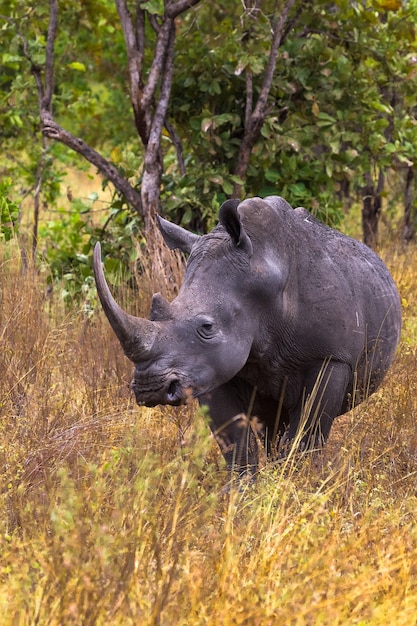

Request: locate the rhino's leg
(285, 360), (352, 451)
(199, 379), (259, 478)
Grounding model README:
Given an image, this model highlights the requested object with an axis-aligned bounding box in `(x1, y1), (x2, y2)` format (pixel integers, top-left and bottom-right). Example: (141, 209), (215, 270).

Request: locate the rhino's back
(240, 197), (401, 377)
(295, 207), (400, 338)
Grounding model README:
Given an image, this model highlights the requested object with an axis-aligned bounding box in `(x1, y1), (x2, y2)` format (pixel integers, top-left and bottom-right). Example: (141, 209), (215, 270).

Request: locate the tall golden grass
(1, 234), (417, 625)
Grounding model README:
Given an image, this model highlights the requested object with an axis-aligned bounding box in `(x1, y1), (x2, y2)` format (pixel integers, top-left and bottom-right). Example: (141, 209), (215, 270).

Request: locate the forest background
(2, 0), (417, 296)
(2, 1), (417, 624)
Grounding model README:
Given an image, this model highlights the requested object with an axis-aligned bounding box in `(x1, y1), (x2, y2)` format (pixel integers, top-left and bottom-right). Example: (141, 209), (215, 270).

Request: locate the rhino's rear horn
(150, 293), (173, 321)
(93, 242), (158, 360)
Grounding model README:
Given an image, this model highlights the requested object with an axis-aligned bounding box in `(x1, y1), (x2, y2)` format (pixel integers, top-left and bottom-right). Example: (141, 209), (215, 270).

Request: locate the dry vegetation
(1, 231), (417, 625)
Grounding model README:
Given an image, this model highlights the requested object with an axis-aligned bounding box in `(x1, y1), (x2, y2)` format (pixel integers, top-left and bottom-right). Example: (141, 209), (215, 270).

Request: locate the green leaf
(316, 112), (337, 128)
(68, 61), (86, 72)
(208, 175), (224, 186)
(370, 101), (393, 115)
(139, 0), (164, 15)
(288, 182), (307, 197)
(329, 140), (340, 154)
(104, 257), (120, 274)
(265, 169), (280, 183)
(222, 179), (233, 195)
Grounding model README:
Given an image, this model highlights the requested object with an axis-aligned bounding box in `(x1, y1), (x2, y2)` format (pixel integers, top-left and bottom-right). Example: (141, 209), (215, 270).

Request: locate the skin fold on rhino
(93, 196), (402, 479)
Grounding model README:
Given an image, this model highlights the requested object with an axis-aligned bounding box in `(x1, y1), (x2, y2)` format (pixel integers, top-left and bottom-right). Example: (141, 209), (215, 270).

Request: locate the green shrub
(0, 178), (19, 241)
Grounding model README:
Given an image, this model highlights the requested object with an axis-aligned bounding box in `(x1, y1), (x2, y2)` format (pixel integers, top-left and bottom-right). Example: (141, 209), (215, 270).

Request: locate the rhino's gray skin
(93, 196), (402, 477)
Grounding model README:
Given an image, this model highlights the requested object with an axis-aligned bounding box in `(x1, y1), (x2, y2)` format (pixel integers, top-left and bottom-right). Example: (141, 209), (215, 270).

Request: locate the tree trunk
(139, 16), (176, 239)
(362, 169), (385, 249)
(25, 0), (201, 241)
(116, 0), (199, 239)
(403, 166), (415, 243)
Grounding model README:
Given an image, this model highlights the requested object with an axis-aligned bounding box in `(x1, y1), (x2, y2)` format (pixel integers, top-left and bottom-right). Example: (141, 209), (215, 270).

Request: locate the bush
(0, 178), (19, 241)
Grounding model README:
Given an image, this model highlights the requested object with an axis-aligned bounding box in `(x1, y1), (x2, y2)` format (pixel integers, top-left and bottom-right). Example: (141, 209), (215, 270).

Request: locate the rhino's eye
(197, 318), (216, 340)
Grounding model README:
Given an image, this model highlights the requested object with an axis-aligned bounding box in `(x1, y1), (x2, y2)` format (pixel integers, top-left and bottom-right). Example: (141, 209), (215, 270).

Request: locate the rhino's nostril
(167, 379), (182, 403)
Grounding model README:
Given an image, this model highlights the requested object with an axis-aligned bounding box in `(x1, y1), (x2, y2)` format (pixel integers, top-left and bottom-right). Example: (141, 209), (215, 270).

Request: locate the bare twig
(244, 69), (253, 130)
(42, 0), (58, 111)
(32, 137), (48, 260)
(165, 120), (186, 176)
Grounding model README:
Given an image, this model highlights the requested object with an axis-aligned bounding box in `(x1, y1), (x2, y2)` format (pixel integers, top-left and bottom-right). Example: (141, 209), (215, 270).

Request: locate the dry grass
(1, 232), (417, 625)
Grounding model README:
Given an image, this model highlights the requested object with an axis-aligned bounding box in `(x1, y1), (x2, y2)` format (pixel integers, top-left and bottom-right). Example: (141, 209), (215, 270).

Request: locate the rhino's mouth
(132, 374), (197, 407)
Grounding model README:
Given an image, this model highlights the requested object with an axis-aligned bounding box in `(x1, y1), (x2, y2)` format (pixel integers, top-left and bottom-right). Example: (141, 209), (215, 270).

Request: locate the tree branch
(166, 0), (202, 18)
(244, 69), (253, 130)
(116, 0), (143, 79)
(135, 0), (146, 68)
(141, 21), (177, 223)
(142, 18), (174, 110)
(142, 0), (202, 108)
(21, 1), (144, 216)
(43, 0), (58, 111)
(252, 0), (296, 125)
(116, 0), (149, 143)
(146, 22), (176, 157)
(3, 0), (203, 230)
(0, 13), (46, 108)
(32, 136), (48, 260)
(148, 12), (161, 33)
(165, 120), (186, 175)
(233, 0), (298, 196)
(41, 117), (143, 215)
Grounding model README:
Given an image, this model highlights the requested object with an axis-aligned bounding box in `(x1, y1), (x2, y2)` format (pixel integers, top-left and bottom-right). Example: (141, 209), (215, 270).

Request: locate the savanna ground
(1, 194), (417, 625)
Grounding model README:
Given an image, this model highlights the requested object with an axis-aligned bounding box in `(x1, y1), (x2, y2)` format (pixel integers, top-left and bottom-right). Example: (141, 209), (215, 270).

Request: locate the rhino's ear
(219, 199), (253, 256)
(156, 214), (200, 253)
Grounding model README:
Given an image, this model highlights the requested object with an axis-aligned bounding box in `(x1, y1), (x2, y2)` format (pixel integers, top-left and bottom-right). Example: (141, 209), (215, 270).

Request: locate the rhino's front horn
(93, 242), (158, 361)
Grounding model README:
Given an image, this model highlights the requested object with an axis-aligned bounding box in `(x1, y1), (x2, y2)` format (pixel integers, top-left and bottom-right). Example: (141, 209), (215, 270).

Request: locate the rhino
(93, 196), (402, 478)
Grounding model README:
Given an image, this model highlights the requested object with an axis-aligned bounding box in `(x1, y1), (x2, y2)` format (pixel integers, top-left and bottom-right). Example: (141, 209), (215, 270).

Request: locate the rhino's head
(94, 199), (277, 407)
